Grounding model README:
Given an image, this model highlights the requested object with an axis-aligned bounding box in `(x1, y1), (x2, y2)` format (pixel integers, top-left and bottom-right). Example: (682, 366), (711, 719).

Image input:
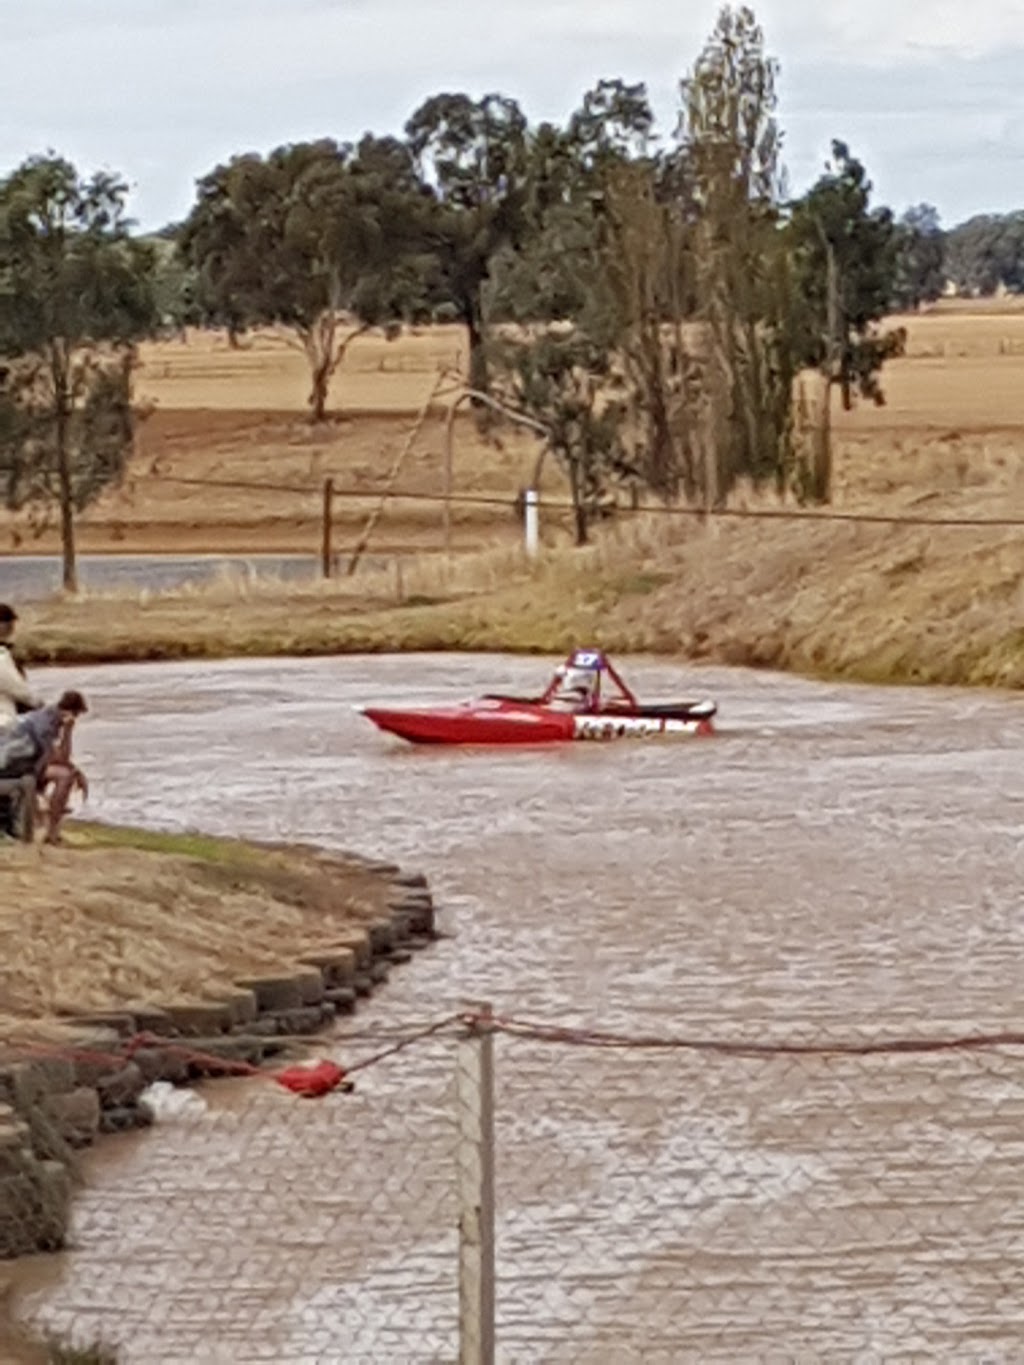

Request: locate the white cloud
(0, 0), (1022, 226)
(764, 0), (1024, 63)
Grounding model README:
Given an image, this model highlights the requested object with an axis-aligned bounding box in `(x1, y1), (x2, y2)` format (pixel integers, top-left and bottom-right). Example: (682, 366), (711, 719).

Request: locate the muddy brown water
(9, 654), (1024, 1362)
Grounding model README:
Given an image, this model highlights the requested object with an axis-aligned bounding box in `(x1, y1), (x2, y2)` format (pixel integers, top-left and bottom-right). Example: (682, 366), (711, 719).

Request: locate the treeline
(0, 4), (1004, 588)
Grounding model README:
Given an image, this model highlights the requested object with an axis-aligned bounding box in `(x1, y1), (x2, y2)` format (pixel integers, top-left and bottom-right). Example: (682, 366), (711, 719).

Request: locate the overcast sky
(2, 0), (1023, 230)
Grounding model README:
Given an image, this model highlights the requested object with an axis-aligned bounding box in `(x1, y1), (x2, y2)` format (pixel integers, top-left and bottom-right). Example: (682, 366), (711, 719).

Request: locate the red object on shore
(275, 1060), (350, 1098)
(360, 649), (717, 747)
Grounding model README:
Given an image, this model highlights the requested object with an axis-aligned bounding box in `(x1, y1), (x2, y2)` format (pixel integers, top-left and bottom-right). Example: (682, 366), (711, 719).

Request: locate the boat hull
(361, 701), (714, 746)
(360, 704), (574, 745)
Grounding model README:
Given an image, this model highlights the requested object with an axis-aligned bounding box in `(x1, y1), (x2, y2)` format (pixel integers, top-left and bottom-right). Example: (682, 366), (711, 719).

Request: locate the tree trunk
(463, 296), (488, 396)
(55, 380), (77, 593)
(304, 311), (343, 424)
(569, 464), (589, 546)
(817, 240), (840, 498)
(310, 357), (331, 423)
(813, 369), (833, 505)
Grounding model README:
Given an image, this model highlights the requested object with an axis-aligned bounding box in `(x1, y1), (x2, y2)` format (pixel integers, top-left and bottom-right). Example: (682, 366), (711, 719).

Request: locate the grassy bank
(15, 503), (1024, 690)
(6, 313), (1024, 690)
(0, 821), (395, 1038)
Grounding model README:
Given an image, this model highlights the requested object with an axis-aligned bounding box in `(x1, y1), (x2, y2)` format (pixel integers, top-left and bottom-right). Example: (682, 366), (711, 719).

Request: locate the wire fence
(154, 471), (1024, 531)
(113, 469), (1024, 590)
(5, 1009), (1024, 1361)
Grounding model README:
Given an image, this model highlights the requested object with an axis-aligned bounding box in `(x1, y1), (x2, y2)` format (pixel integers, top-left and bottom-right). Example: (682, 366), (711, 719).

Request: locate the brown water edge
(7, 653), (1024, 1361)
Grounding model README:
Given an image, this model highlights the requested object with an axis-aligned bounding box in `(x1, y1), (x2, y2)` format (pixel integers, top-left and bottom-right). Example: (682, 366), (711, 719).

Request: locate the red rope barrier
(6, 1014), (1024, 1108)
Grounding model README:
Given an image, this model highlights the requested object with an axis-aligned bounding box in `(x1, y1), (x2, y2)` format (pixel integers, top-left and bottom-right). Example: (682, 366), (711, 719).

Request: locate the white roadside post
(457, 1001), (496, 1365)
(523, 489), (539, 558)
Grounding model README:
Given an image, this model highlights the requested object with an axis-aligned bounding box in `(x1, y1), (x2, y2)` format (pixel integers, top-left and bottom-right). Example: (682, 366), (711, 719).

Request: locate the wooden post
(457, 1001), (496, 1365)
(321, 477), (334, 579)
(523, 489), (539, 557)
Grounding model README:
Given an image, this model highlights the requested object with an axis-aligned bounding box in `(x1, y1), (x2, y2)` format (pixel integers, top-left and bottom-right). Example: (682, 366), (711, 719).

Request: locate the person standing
(0, 604), (39, 730)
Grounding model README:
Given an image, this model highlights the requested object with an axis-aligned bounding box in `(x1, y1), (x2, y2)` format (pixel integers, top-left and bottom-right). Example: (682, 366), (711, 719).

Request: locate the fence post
(321, 477), (334, 579)
(523, 489), (539, 558)
(457, 1001), (496, 1365)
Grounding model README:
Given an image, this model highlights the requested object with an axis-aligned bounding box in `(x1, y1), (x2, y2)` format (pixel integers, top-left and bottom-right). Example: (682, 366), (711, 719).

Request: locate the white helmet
(560, 666), (596, 695)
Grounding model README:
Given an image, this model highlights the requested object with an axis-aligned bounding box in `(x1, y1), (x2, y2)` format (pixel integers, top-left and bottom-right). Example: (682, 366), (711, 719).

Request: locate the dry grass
(0, 823), (393, 1035)
(18, 499), (1024, 687)
(5, 314), (1024, 687)
(136, 323), (466, 413)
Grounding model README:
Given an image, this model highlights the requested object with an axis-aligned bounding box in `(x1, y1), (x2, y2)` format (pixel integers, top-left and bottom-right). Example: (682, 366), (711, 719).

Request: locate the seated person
(0, 690), (89, 844)
(547, 664), (600, 713)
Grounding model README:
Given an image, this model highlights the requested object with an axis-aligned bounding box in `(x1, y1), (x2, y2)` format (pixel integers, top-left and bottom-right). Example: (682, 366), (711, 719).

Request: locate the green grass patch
(69, 821), (271, 869)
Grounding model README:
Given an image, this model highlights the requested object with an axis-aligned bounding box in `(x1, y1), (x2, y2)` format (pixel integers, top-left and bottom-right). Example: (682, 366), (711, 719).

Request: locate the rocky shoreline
(0, 855), (437, 1260)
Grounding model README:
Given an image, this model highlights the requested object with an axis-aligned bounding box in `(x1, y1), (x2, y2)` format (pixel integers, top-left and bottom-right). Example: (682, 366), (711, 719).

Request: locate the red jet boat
(360, 650), (717, 746)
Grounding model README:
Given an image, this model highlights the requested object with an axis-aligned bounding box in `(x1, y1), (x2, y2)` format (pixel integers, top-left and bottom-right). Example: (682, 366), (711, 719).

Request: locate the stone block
(211, 990), (259, 1028)
(0, 1161), (70, 1256)
(182, 1036), (266, 1071)
(24, 1057), (75, 1097)
(0, 1063), (44, 1112)
(273, 1007), (329, 1036)
(365, 860), (401, 875)
(390, 895), (435, 936)
(367, 920), (395, 957)
(96, 1063), (146, 1109)
(298, 947), (356, 987)
(121, 1003), (177, 1036)
(162, 1000), (235, 1036)
(131, 1046), (189, 1086)
(40, 1088), (101, 1149)
(64, 1011), (137, 1038)
(234, 975), (304, 1013)
(393, 870), (428, 888)
(100, 1105), (155, 1136)
(330, 934), (371, 969)
(290, 968), (326, 1007)
(0, 1120), (32, 1178)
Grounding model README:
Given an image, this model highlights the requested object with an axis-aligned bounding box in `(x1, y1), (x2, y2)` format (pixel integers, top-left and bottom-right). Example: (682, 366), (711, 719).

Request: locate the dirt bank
(0, 823), (418, 1032)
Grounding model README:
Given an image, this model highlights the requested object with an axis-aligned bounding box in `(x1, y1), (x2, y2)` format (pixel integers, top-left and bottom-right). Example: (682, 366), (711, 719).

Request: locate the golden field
(6, 303), (1024, 686)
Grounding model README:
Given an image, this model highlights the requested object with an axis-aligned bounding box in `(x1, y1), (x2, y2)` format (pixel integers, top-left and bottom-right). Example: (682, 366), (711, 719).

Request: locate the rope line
(146, 473), (1024, 530)
(5, 1015), (1024, 1100)
(460, 1013), (1024, 1059)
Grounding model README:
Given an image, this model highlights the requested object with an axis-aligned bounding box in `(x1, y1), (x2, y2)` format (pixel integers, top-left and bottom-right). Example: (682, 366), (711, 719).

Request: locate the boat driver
(548, 664), (600, 713)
